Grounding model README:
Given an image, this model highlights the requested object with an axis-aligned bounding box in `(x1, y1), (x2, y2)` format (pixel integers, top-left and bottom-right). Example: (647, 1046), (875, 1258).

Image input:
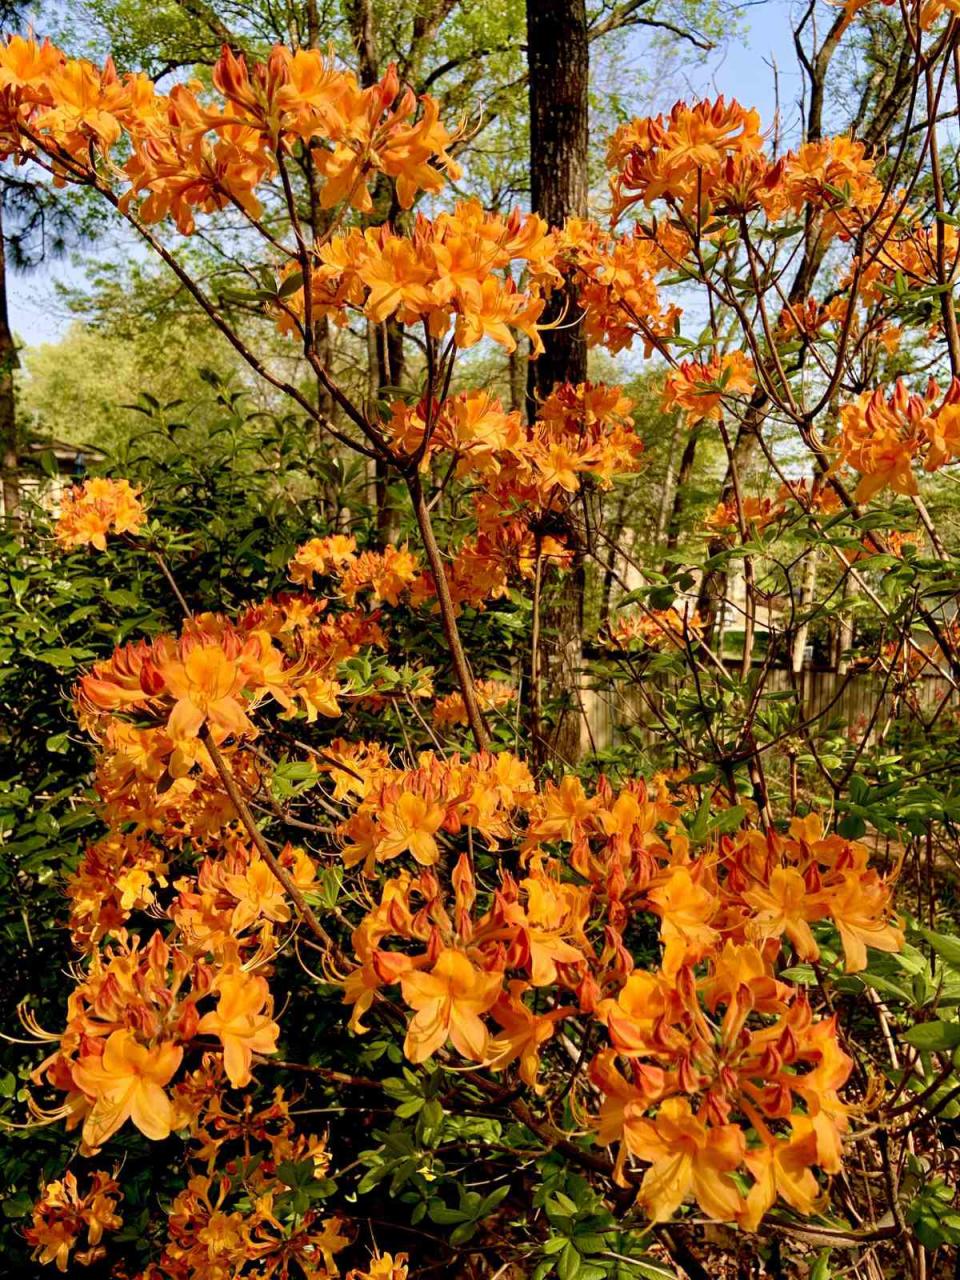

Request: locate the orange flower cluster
(387, 380), (641, 497)
(601, 607), (702, 652)
(24, 1170), (122, 1273)
(608, 97), (764, 217)
(341, 766), (902, 1224)
(0, 37), (459, 232)
(606, 95), (883, 238)
(77, 609), (347, 784)
(706, 494), (785, 534)
(543, 96), (890, 378)
(558, 218), (684, 355)
(279, 200), (560, 354)
(55, 478), (146, 550)
(23, 565), (411, 1173)
(29, 926), (282, 1151)
(130, 1078), (349, 1279)
(379, 382), (642, 612)
(661, 350), (756, 425)
(348, 1254), (409, 1280)
(337, 749), (535, 878)
(568, 95), (889, 366)
(838, 377), (960, 500)
(433, 679), (516, 730)
(289, 533), (421, 606)
(762, 136), (883, 238)
(857, 220), (960, 308)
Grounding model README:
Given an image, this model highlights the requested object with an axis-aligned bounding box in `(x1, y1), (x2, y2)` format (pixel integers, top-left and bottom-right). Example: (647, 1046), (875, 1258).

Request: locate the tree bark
(526, 0), (589, 767)
(526, 0), (588, 406)
(0, 197), (20, 528)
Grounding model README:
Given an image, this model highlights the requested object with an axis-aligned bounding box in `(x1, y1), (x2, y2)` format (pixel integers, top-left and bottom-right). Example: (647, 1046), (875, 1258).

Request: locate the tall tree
(526, 0), (589, 767)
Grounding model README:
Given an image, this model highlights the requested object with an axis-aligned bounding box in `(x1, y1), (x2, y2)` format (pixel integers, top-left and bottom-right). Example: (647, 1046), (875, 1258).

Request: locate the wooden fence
(580, 663), (956, 753)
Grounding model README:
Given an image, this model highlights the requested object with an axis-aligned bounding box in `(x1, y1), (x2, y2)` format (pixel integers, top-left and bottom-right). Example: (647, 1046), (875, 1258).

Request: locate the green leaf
(902, 1020), (960, 1051)
(557, 1241), (581, 1280)
(277, 270), (304, 298)
(917, 926), (960, 973)
(633, 1261), (682, 1280)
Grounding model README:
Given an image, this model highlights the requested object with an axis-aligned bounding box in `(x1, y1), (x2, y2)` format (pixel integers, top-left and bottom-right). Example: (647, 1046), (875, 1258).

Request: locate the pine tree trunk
(526, 0), (588, 767)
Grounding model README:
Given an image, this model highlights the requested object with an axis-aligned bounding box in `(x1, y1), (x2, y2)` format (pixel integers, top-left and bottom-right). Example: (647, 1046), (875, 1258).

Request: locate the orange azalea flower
(72, 1030), (183, 1149)
(609, 97), (763, 216)
(158, 639), (256, 746)
(347, 1253), (409, 1280)
(707, 494), (784, 534)
(486, 981), (570, 1090)
(55, 477), (146, 550)
(743, 866), (819, 961)
(647, 865), (719, 975)
(196, 970), (280, 1087)
(25, 1170), (122, 1273)
(626, 1097), (746, 1222)
(741, 1121), (822, 1231)
(816, 872), (903, 973)
(339, 545), (420, 606)
(836, 377), (960, 501)
(288, 533), (358, 586)
(662, 350), (755, 425)
(838, 381), (928, 500)
(762, 135), (882, 236)
(602, 607), (701, 652)
(598, 970), (682, 1059)
(304, 200), (559, 355)
(372, 791), (448, 867)
(3, 37), (461, 235)
(433, 679), (516, 729)
(561, 218), (682, 355)
(399, 948), (502, 1063)
(533, 776), (599, 843)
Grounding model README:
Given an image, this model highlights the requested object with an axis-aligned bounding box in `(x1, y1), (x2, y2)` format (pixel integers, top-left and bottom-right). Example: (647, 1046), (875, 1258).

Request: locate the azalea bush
(3, 3), (960, 1278)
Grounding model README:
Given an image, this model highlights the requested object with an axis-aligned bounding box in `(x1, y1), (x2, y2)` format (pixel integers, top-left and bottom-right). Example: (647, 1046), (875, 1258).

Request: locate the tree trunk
(373, 319), (403, 543)
(526, 0), (588, 767)
(526, 0), (588, 407)
(663, 423), (700, 560)
(507, 339), (528, 419)
(791, 550), (819, 675)
(0, 197), (20, 528)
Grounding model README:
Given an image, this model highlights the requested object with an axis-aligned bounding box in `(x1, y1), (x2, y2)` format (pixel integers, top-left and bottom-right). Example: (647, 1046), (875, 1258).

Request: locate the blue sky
(7, 0), (803, 349)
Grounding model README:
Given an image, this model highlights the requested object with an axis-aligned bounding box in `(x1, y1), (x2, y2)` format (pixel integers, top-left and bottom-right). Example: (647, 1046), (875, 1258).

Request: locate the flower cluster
(77, 610), (347, 783)
(661, 351), (756, 425)
(0, 38), (459, 232)
(379, 382), (643, 611)
(843, 0), (958, 33)
(606, 97), (883, 238)
(838, 377), (960, 500)
(24, 1171), (122, 1272)
(433, 679), (516, 730)
(30, 928), (281, 1151)
(706, 493), (785, 534)
(55, 477), (146, 550)
(607, 97), (764, 217)
(134, 1079), (350, 1279)
(279, 200), (560, 354)
(601, 607), (703, 652)
(558, 217), (683, 355)
(340, 765), (902, 1225)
